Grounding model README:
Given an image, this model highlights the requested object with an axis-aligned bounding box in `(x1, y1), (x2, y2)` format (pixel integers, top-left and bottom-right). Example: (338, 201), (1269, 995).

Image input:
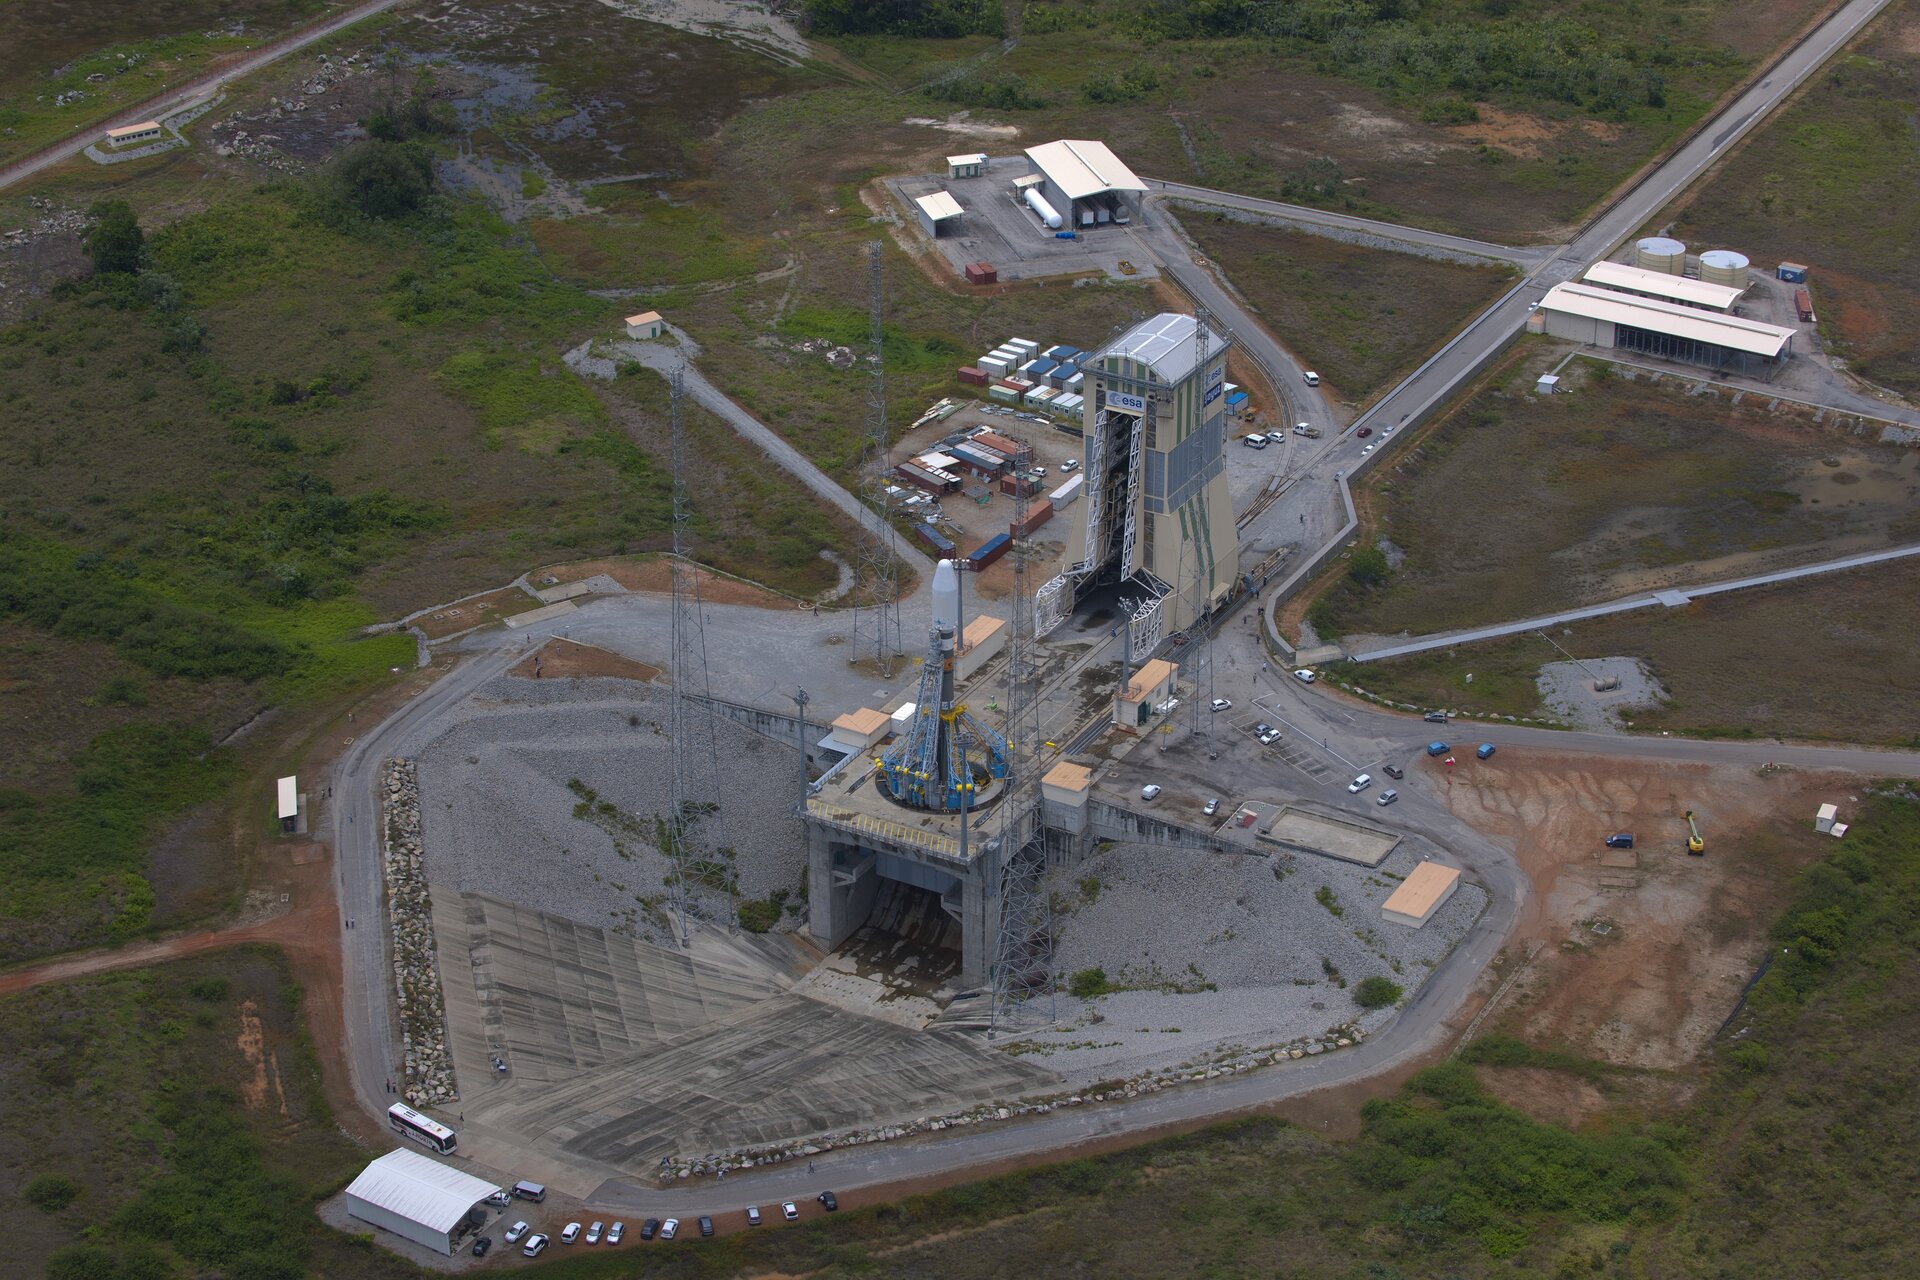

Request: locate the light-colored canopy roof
(914, 191), (964, 221)
(1540, 283), (1793, 358)
(1023, 140), (1146, 200)
(344, 1149), (495, 1234)
(1383, 861), (1461, 918)
(1582, 261), (1744, 310)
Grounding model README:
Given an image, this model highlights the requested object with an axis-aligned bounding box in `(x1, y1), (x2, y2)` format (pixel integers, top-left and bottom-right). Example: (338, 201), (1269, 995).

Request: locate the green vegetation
(1181, 213), (1514, 399)
(801, 0), (1004, 38)
(1069, 966), (1117, 998)
(1315, 884), (1343, 917)
(1, 949), (419, 1280)
(321, 139), (437, 221)
(1663, 14), (1920, 395)
(1354, 975), (1403, 1009)
(83, 200), (145, 275)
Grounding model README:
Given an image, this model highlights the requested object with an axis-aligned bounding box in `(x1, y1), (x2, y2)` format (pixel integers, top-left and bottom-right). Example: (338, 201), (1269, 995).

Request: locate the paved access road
(0, 0), (405, 197)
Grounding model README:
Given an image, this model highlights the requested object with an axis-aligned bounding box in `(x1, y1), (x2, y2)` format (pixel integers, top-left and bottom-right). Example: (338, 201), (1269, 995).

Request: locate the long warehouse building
(1023, 139), (1147, 231)
(1534, 282), (1795, 378)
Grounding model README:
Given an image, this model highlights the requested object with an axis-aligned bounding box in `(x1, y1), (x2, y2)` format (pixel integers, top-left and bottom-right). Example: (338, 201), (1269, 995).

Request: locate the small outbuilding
(624, 311), (665, 340)
(276, 776), (300, 834)
(1040, 760), (1094, 834)
(1535, 374), (1560, 395)
(1114, 658), (1178, 730)
(342, 1148), (497, 1256)
(1381, 860), (1461, 929)
(827, 707), (892, 755)
(106, 121), (164, 147)
(947, 153), (987, 179)
(914, 191), (965, 238)
(955, 615), (1007, 685)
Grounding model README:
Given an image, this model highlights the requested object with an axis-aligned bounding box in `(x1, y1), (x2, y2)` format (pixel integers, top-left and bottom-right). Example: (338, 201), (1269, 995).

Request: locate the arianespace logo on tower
(1202, 363), (1225, 407)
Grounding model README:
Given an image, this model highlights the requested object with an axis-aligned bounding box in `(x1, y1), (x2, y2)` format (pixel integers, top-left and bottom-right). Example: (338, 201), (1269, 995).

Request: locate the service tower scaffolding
(666, 365), (736, 944)
(991, 434), (1057, 1033)
(851, 240), (903, 675)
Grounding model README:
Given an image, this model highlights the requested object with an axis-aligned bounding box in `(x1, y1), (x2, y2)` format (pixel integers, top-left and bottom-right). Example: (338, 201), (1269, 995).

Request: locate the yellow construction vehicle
(1685, 809), (1704, 855)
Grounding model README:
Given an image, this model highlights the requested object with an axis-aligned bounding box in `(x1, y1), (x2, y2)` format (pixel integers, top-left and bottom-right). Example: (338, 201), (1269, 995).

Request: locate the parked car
(1253, 722), (1272, 737)
(1383, 763), (1404, 780)
(1203, 798), (1220, 817)
(472, 1237), (492, 1258)
(1426, 741), (1450, 757)
(1140, 784), (1162, 801)
(608, 1221), (625, 1245)
(1476, 743), (1496, 760)
(1303, 370), (1320, 386)
(1356, 426), (1372, 438)
(782, 1202), (800, 1221)
(745, 1206), (762, 1226)
(1605, 833), (1635, 849)
(1293, 668), (1316, 684)
(1377, 789), (1399, 806)
(640, 1218), (661, 1241)
(1210, 697), (1232, 712)
(522, 1234), (549, 1257)
(661, 1218), (680, 1240)
(1347, 773), (1373, 794)
(585, 1221), (603, 1245)
(504, 1222), (530, 1244)
(1424, 711), (1448, 724)
(1061, 458), (1079, 471)
(560, 1222), (582, 1245)
(1242, 433), (1269, 449)
(698, 1216), (715, 1238)
(1362, 444), (1375, 455)
(485, 1189), (512, 1207)
(818, 1192), (840, 1212)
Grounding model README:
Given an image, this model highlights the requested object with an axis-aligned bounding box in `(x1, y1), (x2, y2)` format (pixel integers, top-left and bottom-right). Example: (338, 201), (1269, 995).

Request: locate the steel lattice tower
(990, 437), (1056, 1033)
(666, 366), (736, 944)
(851, 241), (902, 675)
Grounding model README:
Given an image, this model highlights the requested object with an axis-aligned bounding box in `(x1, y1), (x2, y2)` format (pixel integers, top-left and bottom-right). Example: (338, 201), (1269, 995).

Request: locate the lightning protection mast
(852, 240), (903, 675)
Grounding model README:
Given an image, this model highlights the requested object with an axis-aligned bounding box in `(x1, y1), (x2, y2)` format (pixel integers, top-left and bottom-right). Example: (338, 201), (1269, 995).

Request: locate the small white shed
(947, 153), (987, 179)
(276, 776), (299, 834)
(1535, 374), (1560, 395)
(624, 310), (665, 340)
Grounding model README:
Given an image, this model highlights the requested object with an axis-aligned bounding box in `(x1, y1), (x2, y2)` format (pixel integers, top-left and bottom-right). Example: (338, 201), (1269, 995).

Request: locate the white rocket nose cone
(932, 559), (960, 632)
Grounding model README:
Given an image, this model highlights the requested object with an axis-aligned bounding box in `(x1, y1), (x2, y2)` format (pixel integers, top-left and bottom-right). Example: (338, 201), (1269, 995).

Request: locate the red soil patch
(509, 637), (662, 682)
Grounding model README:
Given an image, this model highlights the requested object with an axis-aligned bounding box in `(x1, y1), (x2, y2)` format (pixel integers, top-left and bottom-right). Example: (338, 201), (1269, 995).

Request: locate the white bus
(388, 1103), (457, 1155)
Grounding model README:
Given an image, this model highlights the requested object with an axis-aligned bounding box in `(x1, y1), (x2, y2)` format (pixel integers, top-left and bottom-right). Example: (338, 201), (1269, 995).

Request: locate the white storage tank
(1635, 236), (1687, 275)
(1024, 187), (1062, 229)
(1698, 249), (1750, 287)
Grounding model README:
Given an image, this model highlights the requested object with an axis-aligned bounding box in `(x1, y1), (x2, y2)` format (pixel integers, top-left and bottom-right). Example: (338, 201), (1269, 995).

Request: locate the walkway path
(1350, 541), (1920, 663)
(0, 0), (405, 196)
(1149, 179), (1558, 268)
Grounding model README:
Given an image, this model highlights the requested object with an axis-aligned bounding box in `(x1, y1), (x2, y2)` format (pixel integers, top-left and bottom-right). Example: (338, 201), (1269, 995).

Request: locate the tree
(326, 140), (435, 220)
(83, 200), (144, 274)
(1348, 546), (1390, 588)
(1355, 975), (1404, 1009)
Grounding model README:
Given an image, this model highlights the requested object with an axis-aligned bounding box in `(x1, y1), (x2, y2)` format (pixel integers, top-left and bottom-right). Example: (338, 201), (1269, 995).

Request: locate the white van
(1241, 433), (1268, 449)
(512, 1180), (547, 1203)
(1302, 371), (1320, 386)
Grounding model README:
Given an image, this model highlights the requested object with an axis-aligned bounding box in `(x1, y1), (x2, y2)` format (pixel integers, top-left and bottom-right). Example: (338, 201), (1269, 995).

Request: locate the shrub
(324, 140), (435, 221)
(1069, 967), (1115, 998)
(1420, 98), (1481, 125)
(1354, 976), (1404, 1009)
(738, 898), (781, 933)
(1315, 884), (1344, 916)
(27, 1172), (83, 1211)
(84, 200), (145, 275)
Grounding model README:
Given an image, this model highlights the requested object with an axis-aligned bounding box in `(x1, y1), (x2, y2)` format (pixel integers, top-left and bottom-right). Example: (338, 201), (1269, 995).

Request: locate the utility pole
(852, 241), (902, 675)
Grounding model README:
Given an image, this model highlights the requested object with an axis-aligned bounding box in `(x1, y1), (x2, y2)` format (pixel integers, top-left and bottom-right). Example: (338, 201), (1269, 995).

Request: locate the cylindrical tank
(1698, 249), (1750, 286)
(1636, 236), (1687, 275)
(1024, 188), (1062, 230)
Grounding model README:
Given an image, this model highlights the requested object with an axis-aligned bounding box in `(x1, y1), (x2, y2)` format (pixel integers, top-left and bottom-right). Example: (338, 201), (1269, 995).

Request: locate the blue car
(1426, 741), (1449, 757)
(1476, 743), (1496, 760)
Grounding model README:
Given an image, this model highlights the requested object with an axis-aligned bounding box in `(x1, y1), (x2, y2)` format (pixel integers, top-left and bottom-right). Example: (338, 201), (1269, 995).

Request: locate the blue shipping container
(1777, 262), (1808, 283)
(916, 523), (956, 556)
(1046, 345), (1080, 362)
(969, 533), (1012, 569)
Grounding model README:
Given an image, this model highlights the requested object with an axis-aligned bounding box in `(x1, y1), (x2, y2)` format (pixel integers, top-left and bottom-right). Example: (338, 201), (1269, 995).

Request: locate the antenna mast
(852, 241), (902, 674)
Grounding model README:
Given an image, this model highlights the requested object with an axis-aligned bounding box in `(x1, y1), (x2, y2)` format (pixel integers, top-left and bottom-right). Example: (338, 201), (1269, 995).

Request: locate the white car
(782, 1202), (800, 1221)
(1210, 698), (1231, 712)
(1293, 669), (1316, 684)
(522, 1234), (549, 1257)
(1203, 798), (1220, 817)
(585, 1221), (603, 1245)
(1140, 784), (1163, 802)
(607, 1221), (625, 1245)
(560, 1222), (582, 1245)
(504, 1221), (530, 1244)
(661, 1218), (680, 1240)
(1362, 444), (1375, 455)
(1259, 728), (1282, 745)
(1061, 458), (1079, 471)
(1347, 773), (1373, 794)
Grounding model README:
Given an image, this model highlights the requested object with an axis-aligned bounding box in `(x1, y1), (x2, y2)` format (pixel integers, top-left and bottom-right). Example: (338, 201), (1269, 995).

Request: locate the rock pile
(383, 758), (459, 1106)
(664, 1022), (1369, 1178)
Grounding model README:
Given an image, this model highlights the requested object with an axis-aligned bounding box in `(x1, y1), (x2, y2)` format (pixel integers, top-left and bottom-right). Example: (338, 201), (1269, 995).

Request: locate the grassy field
(1660, 0), (1920, 396)
(1334, 553), (1920, 746)
(1180, 211), (1516, 403)
(2, 947), (419, 1280)
(0, 0), (344, 166)
(1308, 353), (1920, 642)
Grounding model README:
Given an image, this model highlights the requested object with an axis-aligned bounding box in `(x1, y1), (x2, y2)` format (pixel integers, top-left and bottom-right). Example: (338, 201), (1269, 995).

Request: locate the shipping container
(897, 464), (956, 494)
(1048, 474), (1084, 508)
(1020, 357), (1058, 380)
(1776, 262), (1809, 283)
(998, 473), (1040, 498)
(1045, 345), (1080, 362)
(956, 366), (989, 386)
(969, 533), (1012, 569)
(973, 430), (1022, 454)
(987, 384), (1019, 403)
(951, 443), (1008, 474)
(1794, 287), (1815, 322)
(1047, 362), (1079, 389)
(915, 523), (957, 556)
(964, 261), (997, 285)
(1005, 338), (1039, 357)
(979, 357), (1010, 378)
(1011, 504), (1054, 537)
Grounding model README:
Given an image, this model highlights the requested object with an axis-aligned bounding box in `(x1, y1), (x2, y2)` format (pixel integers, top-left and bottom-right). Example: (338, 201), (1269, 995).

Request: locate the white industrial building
(1022, 139), (1146, 232)
(914, 190), (965, 238)
(1581, 261), (1745, 312)
(946, 152), (986, 179)
(1533, 281), (1795, 378)
(342, 1149), (498, 1256)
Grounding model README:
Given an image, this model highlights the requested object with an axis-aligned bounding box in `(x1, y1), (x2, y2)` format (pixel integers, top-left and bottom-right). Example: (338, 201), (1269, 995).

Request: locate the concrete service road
(0, 0), (405, 197)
